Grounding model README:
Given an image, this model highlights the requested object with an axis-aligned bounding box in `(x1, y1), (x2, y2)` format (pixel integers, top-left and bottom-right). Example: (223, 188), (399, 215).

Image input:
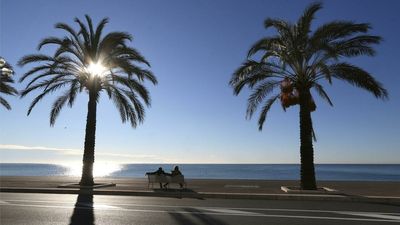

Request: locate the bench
(146, 174), (186, 189)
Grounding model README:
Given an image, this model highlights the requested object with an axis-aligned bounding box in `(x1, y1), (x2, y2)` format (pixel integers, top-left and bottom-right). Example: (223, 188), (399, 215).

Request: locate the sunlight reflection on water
(62, 162), (123, 177)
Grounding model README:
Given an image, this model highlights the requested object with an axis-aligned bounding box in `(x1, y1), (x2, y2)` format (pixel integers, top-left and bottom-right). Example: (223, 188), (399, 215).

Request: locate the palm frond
(110, 58), (156, 84)
(54, 40), (85, 63)
(24, 80), (72, 115)
(37, 37), (65, 50)
(18, 54), (54, 67)
(247, 81), (280, 119)
(313, 83), (333, 106)
(93, 17), (109, 50)
(55, 22), (79, 41)
(110, 75), (151, 105)
(0, 96), (11, 110)
(0, 76), (18, 95)
(247, 36), (283, 57)
(311, 118), (317, 142)
(311, 21), (371, 43)
(67, 80), (80, 107)
(264, 18), (293, 38)
(85, 15), (95, 41)
(111, 46), (151, 66)
(297, 2), (322, 38)
(110, 87), (138, 127)
(122, 90), (145, 123)
(258, 94), (280, 131)
(98, 32), (132, 55)
(0, 57), (17, 109)
(330, 63), (388, 99)
(74, 17), (91, 49)
(19, 65), (53, 83)
(230, 60), (284, 95)
(330, 35), (381, 57)
(132, 68), (157, 84)
(50, 92), (70, 126)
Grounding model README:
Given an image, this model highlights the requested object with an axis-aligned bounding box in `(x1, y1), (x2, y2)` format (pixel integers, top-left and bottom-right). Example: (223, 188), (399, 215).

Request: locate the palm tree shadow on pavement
(169, 208), (228, 225)
(69, 193), (95, 225)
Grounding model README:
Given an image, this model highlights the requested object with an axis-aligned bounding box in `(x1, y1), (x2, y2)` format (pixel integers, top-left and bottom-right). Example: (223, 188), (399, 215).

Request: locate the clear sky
(1, 0), (399, 164)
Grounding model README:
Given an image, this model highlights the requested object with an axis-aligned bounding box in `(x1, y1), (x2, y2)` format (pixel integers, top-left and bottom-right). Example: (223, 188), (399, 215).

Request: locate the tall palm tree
(230, 3), (388, 190)
(19, 15), (157, 186)
(0, 57), (18, 110)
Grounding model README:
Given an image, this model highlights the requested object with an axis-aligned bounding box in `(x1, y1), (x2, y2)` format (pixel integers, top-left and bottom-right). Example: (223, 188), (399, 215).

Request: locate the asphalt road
(1, 193), (399, 225)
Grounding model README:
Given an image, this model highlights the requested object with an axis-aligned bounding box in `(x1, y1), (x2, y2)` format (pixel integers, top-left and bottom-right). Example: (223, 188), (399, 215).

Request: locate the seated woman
(146, 167), (166, 189)
(163, 166), (183, 188)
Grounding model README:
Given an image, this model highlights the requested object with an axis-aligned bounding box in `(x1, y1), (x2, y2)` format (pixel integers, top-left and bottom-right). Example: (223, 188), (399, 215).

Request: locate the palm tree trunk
(299, 90), (317, 190)
(79, 90), (97, 186)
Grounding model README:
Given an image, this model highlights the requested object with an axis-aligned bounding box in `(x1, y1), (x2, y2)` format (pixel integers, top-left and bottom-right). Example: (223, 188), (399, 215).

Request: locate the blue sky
(1, 0), (399, 164)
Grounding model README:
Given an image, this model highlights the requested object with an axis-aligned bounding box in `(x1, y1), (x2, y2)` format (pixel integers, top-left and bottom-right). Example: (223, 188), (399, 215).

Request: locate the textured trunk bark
(79, 90), (97, 186)
(299, 90), (317, 190)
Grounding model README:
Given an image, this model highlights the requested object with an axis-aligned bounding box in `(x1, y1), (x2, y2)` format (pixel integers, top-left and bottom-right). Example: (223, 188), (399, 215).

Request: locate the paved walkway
(1, 176), (399, 204)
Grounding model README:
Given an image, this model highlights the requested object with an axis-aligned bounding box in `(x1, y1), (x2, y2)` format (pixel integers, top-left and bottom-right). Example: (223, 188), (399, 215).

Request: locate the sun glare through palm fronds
(85, 62), (107, 77)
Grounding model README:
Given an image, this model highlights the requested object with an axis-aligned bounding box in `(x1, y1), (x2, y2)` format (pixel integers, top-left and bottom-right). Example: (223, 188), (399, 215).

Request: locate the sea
(0, 163), (399, 181)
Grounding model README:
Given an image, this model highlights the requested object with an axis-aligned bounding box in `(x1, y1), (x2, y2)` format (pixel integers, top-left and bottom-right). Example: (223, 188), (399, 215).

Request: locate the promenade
(1, 176), (399, 204)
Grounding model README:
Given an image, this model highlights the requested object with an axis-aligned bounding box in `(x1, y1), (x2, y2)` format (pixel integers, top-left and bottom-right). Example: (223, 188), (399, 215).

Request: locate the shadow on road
(69, 193), (95, 225)
(152, 188), (197, 193)
(169, 207), (228, 225)
(153, 188), (204, 200)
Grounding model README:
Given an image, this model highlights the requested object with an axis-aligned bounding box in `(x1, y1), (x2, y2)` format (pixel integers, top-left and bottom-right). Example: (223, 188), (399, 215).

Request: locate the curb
(1, 187), (399, 205)
(281, 186), (342, 194)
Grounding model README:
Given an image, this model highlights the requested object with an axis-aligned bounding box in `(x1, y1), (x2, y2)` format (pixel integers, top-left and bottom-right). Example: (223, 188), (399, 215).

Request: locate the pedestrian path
(1, 176), (399, 204)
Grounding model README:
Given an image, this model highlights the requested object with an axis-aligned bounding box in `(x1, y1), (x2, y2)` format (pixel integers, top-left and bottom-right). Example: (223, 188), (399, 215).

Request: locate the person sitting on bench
(163, 166), (183, 188)
(146, 167), (166, 189)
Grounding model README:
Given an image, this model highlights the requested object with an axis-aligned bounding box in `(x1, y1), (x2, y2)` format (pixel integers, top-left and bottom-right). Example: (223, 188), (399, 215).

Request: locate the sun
(86, 62), (107, 77)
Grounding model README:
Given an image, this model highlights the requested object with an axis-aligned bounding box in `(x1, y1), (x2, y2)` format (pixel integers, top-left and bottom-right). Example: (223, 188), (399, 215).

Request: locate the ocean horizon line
(0, 162), (399, 165)
(1, 163), (399, 181)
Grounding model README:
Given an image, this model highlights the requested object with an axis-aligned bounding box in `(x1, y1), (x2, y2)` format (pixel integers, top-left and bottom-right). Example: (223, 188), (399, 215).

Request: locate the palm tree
(230, 3), (388, 190)
(0, 57), (18, 110)
(18, 15), (157, 186)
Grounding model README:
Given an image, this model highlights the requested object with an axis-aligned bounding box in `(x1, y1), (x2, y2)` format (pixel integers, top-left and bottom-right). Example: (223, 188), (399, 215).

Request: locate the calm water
(0, 163), (399, 181)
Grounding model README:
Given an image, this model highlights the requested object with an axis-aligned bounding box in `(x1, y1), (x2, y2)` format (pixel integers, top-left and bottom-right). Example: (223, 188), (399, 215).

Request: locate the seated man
(146, 167), (166, 189)
(163, 166), (183, 188)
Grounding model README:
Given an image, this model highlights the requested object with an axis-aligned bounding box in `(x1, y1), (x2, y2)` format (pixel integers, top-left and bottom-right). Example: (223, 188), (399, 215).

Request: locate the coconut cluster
(280, 77), (299, 109)
(280, 77), (316, 111)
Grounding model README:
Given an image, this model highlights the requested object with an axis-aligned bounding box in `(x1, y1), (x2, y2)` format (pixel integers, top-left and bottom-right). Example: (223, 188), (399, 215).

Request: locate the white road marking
(203, 208), (260, 215)
(339, 212), (400, 221)
(224, 185), (260, 188)
(366, 196), (400, 199)
(4, 198), (400, 216)
(93, 204), (121, 209)
(2, 202), (400, 223)
(75, 203), (121, 209)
